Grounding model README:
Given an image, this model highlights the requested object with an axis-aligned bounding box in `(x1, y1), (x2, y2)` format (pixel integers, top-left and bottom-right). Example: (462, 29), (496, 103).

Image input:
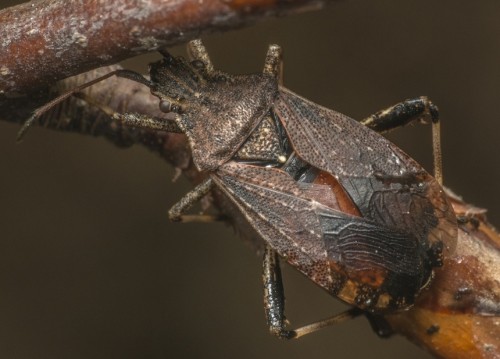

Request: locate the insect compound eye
(159, 100), (172, 113)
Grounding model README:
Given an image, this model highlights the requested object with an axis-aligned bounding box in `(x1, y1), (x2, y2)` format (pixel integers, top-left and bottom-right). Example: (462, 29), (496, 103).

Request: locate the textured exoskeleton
(19, 40), (458, 338)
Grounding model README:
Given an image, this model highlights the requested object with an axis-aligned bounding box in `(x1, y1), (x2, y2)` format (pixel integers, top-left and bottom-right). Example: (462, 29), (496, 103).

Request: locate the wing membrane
(215, 162), (430, 304)
(274, 88), (457, 257)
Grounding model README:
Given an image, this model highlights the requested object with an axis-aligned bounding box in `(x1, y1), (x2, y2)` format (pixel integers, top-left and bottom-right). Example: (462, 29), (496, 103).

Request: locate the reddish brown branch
(0, 0), (327, 96)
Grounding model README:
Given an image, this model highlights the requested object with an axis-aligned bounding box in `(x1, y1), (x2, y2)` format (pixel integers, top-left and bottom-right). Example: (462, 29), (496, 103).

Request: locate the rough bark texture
(0, 0), (325, 95)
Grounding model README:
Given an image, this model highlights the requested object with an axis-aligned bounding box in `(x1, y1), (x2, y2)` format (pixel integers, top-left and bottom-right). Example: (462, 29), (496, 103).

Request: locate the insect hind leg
(263, 246), (363, 339)
(360, 96), (438, 133)
(361, 96), (443, 185)
(263, 245), (294, 339)
(364, 313), (394, 338)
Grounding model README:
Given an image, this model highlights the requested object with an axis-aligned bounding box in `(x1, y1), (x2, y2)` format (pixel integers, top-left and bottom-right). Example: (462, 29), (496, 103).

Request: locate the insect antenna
(17, 69), (152, 142)
(291, 307), (364, 339)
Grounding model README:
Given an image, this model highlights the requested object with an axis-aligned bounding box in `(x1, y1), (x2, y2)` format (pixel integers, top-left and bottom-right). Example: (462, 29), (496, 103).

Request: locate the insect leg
(360, 96), (443, 185)
(263, 246), (363, 339)
(17, 69), (152, 142)
(263, 245), (293, 339)
(71, 91), (183, 134)
(168, 178), (223, 223)
(360, 96), (438, 132)
(111, 113), (182, 133)
(186, 39), (215, 75)
(364, 313), (394, 338)
(263, 44), (283, 83)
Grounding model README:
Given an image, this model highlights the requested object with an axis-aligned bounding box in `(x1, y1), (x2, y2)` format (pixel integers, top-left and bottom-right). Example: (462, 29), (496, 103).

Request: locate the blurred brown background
(1, 1), (499, 358)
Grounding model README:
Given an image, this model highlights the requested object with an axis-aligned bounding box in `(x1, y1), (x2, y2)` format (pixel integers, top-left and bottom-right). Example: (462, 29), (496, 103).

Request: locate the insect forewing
(214, 162), (331, 288)
(273, 88), (457, 259)
(214, 162), (433, 310)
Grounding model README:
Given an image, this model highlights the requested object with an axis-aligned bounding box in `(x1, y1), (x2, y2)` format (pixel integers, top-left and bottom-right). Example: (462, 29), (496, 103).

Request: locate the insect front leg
(186, 39), (215, 75)
(168, 178), (223, 223)
(360, 96), (443, 184)
(111, 113), (182, 133)
(71, 91), (183, 134)
(263, 44), (283, 82)
(263, 246), (363, 339)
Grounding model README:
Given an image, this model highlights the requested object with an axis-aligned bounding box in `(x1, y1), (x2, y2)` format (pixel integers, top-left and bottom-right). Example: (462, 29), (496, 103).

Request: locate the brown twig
(0, 0), (327, 96)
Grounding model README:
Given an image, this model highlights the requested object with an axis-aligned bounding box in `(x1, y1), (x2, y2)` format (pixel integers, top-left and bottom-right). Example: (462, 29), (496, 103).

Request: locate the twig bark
(0, 0), (326, 96)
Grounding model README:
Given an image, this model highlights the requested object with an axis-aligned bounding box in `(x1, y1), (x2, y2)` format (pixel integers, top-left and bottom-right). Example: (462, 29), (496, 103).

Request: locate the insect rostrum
(19, 39), (458, 339)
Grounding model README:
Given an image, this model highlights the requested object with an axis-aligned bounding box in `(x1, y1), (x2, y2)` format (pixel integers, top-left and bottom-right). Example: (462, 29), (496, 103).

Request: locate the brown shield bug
(18, 39), (458, 339)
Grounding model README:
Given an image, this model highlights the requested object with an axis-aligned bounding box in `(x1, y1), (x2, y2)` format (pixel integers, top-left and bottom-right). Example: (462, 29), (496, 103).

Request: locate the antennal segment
(17, 69), (151, 142)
